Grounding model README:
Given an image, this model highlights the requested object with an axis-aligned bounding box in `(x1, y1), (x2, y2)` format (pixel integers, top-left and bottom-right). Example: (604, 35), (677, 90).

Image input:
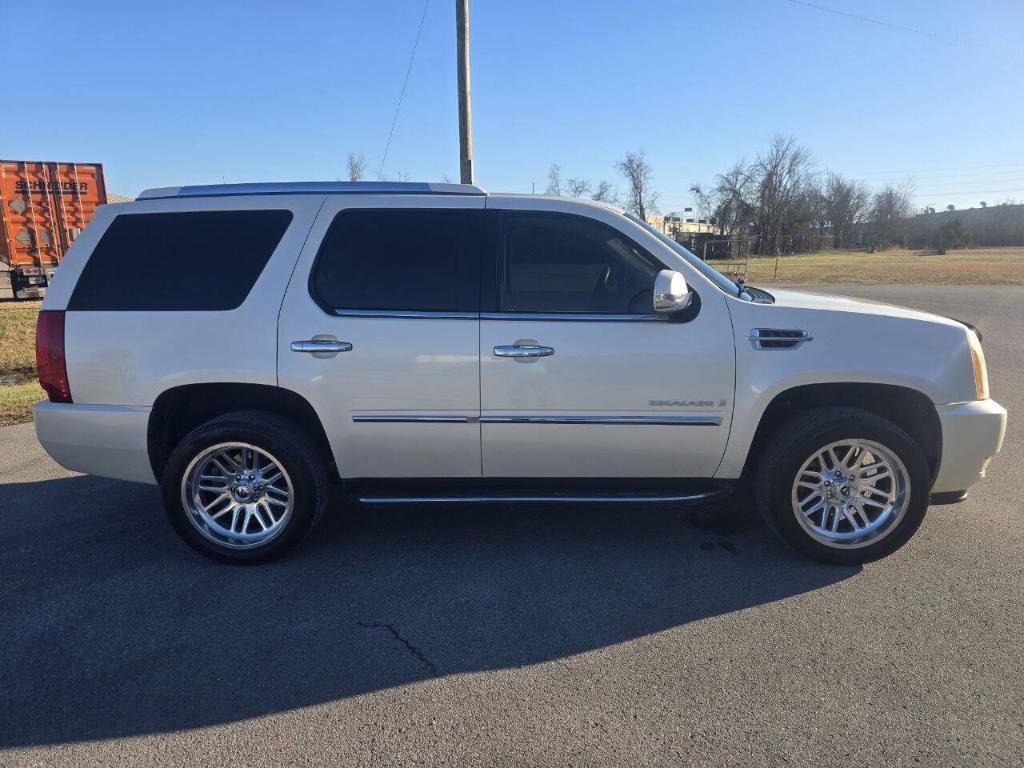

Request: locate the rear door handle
(290, 339), (353, 353)
(493, 344), (554, 358)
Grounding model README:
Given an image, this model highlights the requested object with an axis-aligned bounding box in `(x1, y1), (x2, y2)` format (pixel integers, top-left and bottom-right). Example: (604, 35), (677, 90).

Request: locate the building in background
(645, 209), (714, 238)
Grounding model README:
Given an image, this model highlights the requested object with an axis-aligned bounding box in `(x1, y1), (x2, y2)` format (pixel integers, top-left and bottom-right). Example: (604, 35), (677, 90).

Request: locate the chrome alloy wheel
(790, 439), (910, 549)
(181, 442), (294, 550)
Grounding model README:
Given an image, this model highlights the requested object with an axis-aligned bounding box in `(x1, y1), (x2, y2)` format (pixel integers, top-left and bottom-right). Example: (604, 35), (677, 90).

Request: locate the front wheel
(161, 411), (329, 564)
(754, 407), (931, 565)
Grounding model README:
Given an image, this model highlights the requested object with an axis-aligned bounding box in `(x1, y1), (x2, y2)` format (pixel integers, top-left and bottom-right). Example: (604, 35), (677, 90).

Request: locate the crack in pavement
(358, 621), (439, 677)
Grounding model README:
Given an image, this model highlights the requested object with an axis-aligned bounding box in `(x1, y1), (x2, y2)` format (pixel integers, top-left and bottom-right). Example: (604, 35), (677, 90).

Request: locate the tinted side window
(499, 213), (662, 314)
(69, 210), (292, 311)
(311, 209), (482, 313)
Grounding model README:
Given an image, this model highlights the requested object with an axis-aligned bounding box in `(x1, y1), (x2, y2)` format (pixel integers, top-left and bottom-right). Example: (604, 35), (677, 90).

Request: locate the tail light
(36, 310), (72, 403)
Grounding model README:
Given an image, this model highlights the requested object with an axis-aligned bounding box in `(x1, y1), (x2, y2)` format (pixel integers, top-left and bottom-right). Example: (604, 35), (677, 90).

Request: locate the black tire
(161, 410), (329, 564)
(753, 407), (931, 565)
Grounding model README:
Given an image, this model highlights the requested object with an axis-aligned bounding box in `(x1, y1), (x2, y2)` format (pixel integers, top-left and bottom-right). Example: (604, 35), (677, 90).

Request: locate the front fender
(715, 298), (973, 479)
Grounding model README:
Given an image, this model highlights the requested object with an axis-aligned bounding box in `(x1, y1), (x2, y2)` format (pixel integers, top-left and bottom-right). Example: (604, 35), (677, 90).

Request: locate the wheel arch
(147, 383), (336, 483)
(740, 382), (942, 483)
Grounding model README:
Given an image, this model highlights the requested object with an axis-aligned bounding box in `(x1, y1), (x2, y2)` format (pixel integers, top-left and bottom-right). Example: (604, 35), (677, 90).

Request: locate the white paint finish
(767, 287), (968, 325)
(277, 194), (486, 478)
(479, 196), (737, 478)
(37, 188), (1007, 500)
(33, 401), (155, 484)
(478, 313), (735, 478)
(932, 399), (1007, 492)
(61, 194), (325, 406)
(715, 289), (985, 479)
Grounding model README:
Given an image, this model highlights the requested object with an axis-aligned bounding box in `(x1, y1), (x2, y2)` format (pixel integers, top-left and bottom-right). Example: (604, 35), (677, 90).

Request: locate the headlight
(967, 330), (989, 400)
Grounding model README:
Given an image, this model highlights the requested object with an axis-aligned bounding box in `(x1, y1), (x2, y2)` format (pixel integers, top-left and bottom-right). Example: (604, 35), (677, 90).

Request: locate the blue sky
(3, 0), (1022, 211)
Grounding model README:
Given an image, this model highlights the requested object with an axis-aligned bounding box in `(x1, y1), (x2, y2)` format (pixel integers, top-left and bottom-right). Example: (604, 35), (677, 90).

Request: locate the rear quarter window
(68, 210), (293, 311)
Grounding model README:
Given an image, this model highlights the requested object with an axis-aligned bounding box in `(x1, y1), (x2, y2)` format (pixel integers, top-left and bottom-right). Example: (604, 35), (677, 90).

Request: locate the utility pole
(455, 0), (473, 184)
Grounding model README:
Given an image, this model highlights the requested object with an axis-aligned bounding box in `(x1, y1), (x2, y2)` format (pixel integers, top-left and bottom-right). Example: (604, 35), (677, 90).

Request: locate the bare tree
(617, 150), (658, 220)
(566, 177), (592, 198)
(689, 183), (714, 226)
(591, 180), (617, 204)
(545, 165), (563, 196)
(699, 162), (754, 236)
(347, 153), (367, 182)
(750, 135), (816, 254)
(869, 182), (914, 249)
(821, 172), (871, 248)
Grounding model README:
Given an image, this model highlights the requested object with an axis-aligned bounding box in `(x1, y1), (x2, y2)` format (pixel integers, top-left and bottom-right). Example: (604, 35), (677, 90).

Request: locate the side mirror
(653, 269), (692, 314)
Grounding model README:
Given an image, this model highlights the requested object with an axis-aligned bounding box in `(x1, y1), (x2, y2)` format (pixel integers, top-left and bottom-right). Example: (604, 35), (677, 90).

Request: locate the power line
(378, 0), (431, 180)
(912, 187), (1024, 196)
(912, 180), (1024, 191)
(858, 170), (1024, 182)
(851, 162), (1024, 176)
(783, 0), (967, 44)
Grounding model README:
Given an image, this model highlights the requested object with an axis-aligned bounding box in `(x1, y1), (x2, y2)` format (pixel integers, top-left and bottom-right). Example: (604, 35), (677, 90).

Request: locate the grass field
(708, 246), (1024, 286)
(0, 301), (43, 426)
(0, 245), (1022, 426)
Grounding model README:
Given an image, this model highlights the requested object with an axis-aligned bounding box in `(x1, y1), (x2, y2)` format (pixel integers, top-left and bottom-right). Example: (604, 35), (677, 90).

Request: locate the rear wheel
(754, 407), (931, 565)
(161, 411), (328, 564)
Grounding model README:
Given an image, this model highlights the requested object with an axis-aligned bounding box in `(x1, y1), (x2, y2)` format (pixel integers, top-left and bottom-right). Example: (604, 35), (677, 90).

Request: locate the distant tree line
(689, 134), (918, 255)
(344, 139), (1023, 257)
(543, 151), (657, 220)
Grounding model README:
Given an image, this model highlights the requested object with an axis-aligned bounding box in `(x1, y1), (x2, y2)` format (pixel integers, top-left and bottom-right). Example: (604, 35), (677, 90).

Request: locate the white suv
(33, 182), (1006, 565)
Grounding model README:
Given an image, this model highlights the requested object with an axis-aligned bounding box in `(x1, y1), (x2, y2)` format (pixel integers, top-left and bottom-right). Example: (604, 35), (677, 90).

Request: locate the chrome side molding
(352, 413), (476, 423)
(479, 414), (722, 426)
(333, 308), (478, 320)
(350, 413), (723, 426)
(481, 311), (665, 323)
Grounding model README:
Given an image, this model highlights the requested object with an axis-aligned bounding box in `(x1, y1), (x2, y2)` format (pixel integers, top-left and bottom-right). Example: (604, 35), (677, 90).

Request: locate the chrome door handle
(493, 344), (554, 358)
(290, 339), (353, 353)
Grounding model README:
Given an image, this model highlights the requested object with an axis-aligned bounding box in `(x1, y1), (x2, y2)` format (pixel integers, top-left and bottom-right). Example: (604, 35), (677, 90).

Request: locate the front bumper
(932, 399), (1006, 494)
(33, 401), (156, 484)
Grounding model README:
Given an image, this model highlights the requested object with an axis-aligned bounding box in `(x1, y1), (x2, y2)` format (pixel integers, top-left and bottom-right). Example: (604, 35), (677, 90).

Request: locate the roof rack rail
(137, 181), (487, 200)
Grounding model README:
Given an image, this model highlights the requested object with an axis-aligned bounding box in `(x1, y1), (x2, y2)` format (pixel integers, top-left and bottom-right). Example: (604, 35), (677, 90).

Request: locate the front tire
(161, 411), (329, 564)
(754, 407), (931, 565)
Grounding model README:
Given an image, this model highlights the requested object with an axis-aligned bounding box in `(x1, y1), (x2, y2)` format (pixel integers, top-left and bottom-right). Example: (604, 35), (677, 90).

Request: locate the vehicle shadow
(0, 474), (859, 747)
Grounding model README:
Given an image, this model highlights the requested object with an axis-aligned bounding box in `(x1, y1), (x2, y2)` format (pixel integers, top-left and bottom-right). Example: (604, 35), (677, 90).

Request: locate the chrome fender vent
(748, 328), (812, 350)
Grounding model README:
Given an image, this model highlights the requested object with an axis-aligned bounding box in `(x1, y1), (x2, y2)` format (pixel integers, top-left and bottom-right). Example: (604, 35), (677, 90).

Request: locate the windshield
(624, 213), (742, 297)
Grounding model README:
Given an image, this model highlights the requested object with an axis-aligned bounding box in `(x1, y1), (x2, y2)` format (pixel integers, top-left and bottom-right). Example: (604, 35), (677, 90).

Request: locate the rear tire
(753, 407), (931, 565)
(161, 411), (329, 564)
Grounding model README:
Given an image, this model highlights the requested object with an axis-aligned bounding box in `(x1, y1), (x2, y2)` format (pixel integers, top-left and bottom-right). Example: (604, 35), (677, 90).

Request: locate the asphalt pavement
(1, 284), (1022, 766)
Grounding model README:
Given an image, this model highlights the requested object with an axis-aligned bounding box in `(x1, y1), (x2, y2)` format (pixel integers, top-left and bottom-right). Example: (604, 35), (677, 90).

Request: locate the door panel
(277, 196), (485, 478)
(479, 311), (735, 477)
(479, 206), (735, 478)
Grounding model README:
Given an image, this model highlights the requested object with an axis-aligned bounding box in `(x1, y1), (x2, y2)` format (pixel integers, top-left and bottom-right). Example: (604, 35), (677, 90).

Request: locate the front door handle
(290, 339), (353, 353)
(493, 344), (554, 358)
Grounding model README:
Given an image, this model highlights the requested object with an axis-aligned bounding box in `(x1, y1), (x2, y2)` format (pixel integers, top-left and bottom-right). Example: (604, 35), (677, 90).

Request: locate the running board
(356, 490), (729, 505)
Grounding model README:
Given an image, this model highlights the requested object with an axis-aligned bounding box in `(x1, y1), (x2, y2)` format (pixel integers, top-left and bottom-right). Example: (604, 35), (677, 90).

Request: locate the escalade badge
(649, 399), (727, 408)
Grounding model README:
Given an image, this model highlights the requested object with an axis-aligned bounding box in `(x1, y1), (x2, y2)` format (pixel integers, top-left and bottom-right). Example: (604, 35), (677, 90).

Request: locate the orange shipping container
(0, 160), (108, 298)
